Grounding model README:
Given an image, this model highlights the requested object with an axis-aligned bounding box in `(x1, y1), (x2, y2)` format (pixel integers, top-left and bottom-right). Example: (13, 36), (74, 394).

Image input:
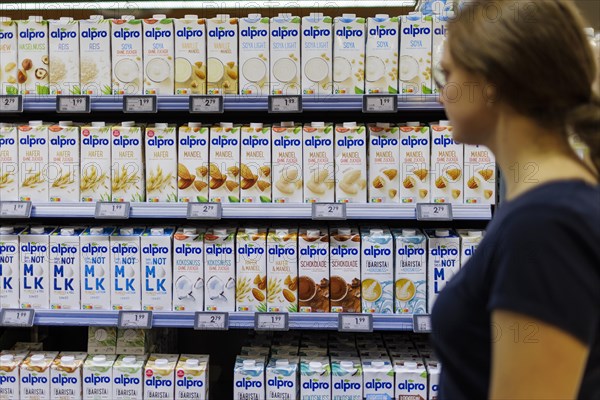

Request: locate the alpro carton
(48, 122), (80, 202)
(17, 16), (49, 95)
(177, 123), (209, 203)
(0, 226), (25, 308)
(393, 358), (427, 400)
(50, 227), (83, 310)
(209, 123), (241, 203)
(329, 227), (361, 313)
(18, 121), (49, 202)
(233, 356), (265, 400)
(174, 15), (206, 95)
(457, 230), (484, 268)
(112, 355), (146, 400)
(80, 122), (112, 202)
(334, 122), (367, 203)
(206, 14), (238, 95)
(240, 123), (272, 203)
(333, 14), (366, 95)
(110, 227), (144, 310)
(464, 144), (496, 204)
(81, 227), (115, 310)
(366, 15), (399, 94)
(175, 355), (209, 400)
(116, 330), (147, 356)
(266, 358), (299, 400)
(111, 15), (143, 94)
(361, 228), (394, 314)
(400, 122), (431, 203)
(362, 358), (394, 400)
(145, 123), (177, 202)
(80, 15), (112, 96)
(143, 15), (174, 95)
(49, 17), (80, 95)
(299, 357), (330, 399)
(0, 351), (28, 400)
(432, 13), (452, 95)
(426, 360), (440, 400)
(50, 352), (86, 400)
(267, 228), (299, 313)
(141, 227), (174, 311)
(239, 14), (269, 96)
(20, 226), (55, 309)
(368, 123), (400, 203)
(87, 327), (117, 355)
(303, 122), (335, 203)
(111, 121), (144, 202)
(270, 13), (301, 95)
(173, 227), (205, 312)
(425, 229), (460, 313)
(272, 122), (303, 203)
(144, 355), (178, 400)
(399, 13), (432, 95)
(20, 352), (58, 400)
(204, 227), (236, 311)
(0, 123), (18, 200)
(302, 13), (333, 96)
(0, 17), (18, 95)
(331, 358), (362, 400)
(431, 121), (463, 204)
(236, 227), (267, 312)
(83, 355), (116, 400)
(298, 227), (329, 313)
(392, 229), (427, 315)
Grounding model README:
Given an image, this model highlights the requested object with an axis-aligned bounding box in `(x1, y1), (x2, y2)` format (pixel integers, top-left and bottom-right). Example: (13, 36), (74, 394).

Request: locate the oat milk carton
(177, 123), (209, 203)
(20, 352), (58, 400)
(266, 358), (299, 400)
(239, 14), (269, 96)
(272, 122), (303, 203)
(303, 122), (335, 203)
(368, 123), (400, 203)
(112, 355), (146, 400)
(267, 228), (299, 312)
(141, 227), (174, 311)
(393, 359), (427, 400)
(110, 227), (144, 310)
(431, 121), (463, 204)
(145, 123), (177, 202)
(233, 356), (265, 400)
(49, 17), (80, 95)
(302, 13), (333, 96)
(400, 122), (431, 203)
(0, 17), (18, 95)
(0, 123), (18, 201)
(144, 355), (177, 400)
(392, 229), (427, 314)
(240, 123), (272, 203)
(142, 15), (174, 95)
(80, 227), (115, 310)
(204, 227), (236, 311)
(270, 14), (301, 95)
(17, 16), (49, 95)
(0, 226), (25, 308)
(0, 351), (28, 400)
(18, 121), (49, 202)
(432, 12), (452, 95)
(329, 227), (361, 313)
(298, 227), (329, 313)
(80, 122), (112, 202)
(49, 227), (83, 310)
(48, 122), (80, 202)
(300, 358), (330, 399)
(425, 229), (460, 313)
(399, 13), (432, 95)
(427, 360), (440, 400)
(333, 14), (366, 95)
(115, 330), (147, 356)
(206, 14), (238, 95)
(209, 123), (241, 203)
(464, 144), (496, 204)
(174, 15), (206, 95)
(83, 355), (116, 400)
(335, 122), (367, 203)
(175, 355), (209, 400)
(87, 327), (117, 355)
(361, 228), (394, 314)
(457, 230), (484, 268)
(366, 15), (399, 94)
(20, 226), (55, 309)
(331, 358), (362, 400)
(236, 228), (267, 312)
(80, 15), (112, 95)
(111, 16), (143, 95)
(362, 358), (394, 400)
(173, 227), (205, 312)
(50, 352), (85, 400)
(111, 121), (144, 202)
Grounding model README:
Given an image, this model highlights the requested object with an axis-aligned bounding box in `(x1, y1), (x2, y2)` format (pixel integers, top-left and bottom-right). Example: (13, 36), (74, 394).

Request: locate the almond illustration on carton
(419, 189), (428, 198)
(479, 169), (494, 181)
(228, 166), (240, 177)
(259, 166), (271, 177)
(240, 164), (254, 180)
(414, 169), (428, 181)
(403, 176), (416, 189)
(484, 190), (493, 199)
(467, 176), (480, 189)
(178, 176), (195, 189)
(389, 189), (397, 198)
(178, 163), (192, 180)
(435, 176), (448, 189)
(452, 189), (461, 199)
(226, 180), (239, 191)
(241, 177), (257, 190)
(252, 288), (266, 302)
(210, 177), (226, 189)
(446, 168), (462, 181)
(196, 166), (208, 177)
(282, 289), (296, 302)
(209, 163), (224, 180)
(257, 180), (271, 192)
(372, 176), (385, 189)
(194, 181), (208, 191)
(383, 169), (397, 180)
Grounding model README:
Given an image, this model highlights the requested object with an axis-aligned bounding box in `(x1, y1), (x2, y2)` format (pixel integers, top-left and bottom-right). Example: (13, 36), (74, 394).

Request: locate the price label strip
(413, 314), (432, 333)
(338, 313), (373, 333)
(255, 312), (289, 331)
(0, 95), (23, 113)
(312, 203), (346, 220)
(194, 312), (229, 330)
(189, 95), (224, 113)
(95, 202), (131, 219)
(362, 95), (398, 113)
(118, 311), (153, 329)
(56, 95), (91, 113)
(123, 95), (157, 113)
(187, 202), (222, 220)
(268, 95), (302, 113)
(0, 308), (35, 327)
(0, 201), (32, 219)
(416, 203), (453, 221)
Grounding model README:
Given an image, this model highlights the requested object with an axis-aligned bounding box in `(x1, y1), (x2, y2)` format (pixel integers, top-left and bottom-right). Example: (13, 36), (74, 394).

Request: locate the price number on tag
(189, 95), (224, 113)
(95, 202), (130, 219)
(118, 311), (153, 329)
(416, 203), (453, 221)
(57, 95), (90, 113)
(0, 95), (22, 113)
(312, 203), (346, 220)
(413, 314), (432, 333)
(338, 313), (373, 332)
(194, 312), (229, 330)
(269, 95), (302, 113)
(255, 312), (289, 331)
(187, 202), (222, 220)
(123, 95), (157, 113)
(362, 95), (398, 113)
(0, 309), (35, 327)
(0, 201), (32, 219)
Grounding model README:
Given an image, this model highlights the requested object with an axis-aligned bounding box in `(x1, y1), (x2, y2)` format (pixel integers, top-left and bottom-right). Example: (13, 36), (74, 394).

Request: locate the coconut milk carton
(239, 14), (269, 96)
(303, 122), (335, 203)
(49, 17), (80, 95)
(431, 121), (463, 204)
(20, 352), (58, 400)
(432, 12), (452, 95)
(206, 14), (238, 95)
(174, 15), (206, 95)
(233, 356), (265, 400)
(48, 122), (80, 202)
(464, 144), (496, 204)
(270, 13), (301, 95)
(333, 14), (366, 95)
(362, 358), (394, 400)
(335, 122), (367, 203)
(144, 355), (178, 400)
(0, 351), (28, 400)
(267, 227), (299, 312)
(302, 13), (333, 96)
(83, 355), (116, 400)
(236, 228), (267, 312)
(240, 123), (272, 203)
(145, 123), (177, 202)
(209, 123), (241, 203)
(173, 227), (205, 312)
(392, 229), (427, 314)
(426, 360), (440, 400)
(111, 15), (143, 95)
(266, 358), (299, 400)
(204, 227), (236, 311)
(393, 358), (427, 400)
(49, 227), (83, 310)
(300, 357), (330, 399)
(80, 15), (112, 96)
(361, 228), (394, 314)
(298, 227), (329, 313)
(141, 227), (174, 311)
(272, 122), (303, 203)
(329, 227), (361, 313)
(0, 17), (18, 95)
(366, 15), (399, 94)
(80, 122), (112, 202)
(110, 227), (144, 311)
(17, 16), (49, 95)
(111, 121), (144, 202)
(87, 327), (117, 355)
(143, 15), (174, 95)
(368, 123), (400, 203)
(400, 122), (431, 203)
(112, 355), (146, 400)
(175, 355), (209, 400)
(177, 123), (209, 203)
(0, 123), (18, 201)
(457, 230), (484, 268)
(20, 226), (55, 309)
(331, 358), (362, 400)
(399, 13), (432, 95)
(80, 227), (115, 310)
(0, 226), (25, 309)
(50, 352), (86, 400)
(18, 121), (49, 202)
(425, 229), (460, 313)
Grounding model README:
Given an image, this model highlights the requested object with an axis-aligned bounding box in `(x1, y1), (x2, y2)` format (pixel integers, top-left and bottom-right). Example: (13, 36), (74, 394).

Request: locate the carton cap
(276, 229), (288, 237)
(188, 122), (202, 128)
(153, 14), (167, 19)
(372, 360), (385, 368)
(468, 230), (483, 238)
(214, 228), (227, 236)
(370, 229), (383, 235)
(31, 354), (45, 364)
(376, 122), (390, 128)
(0, 354), (14, 363)
(439, 120), (451, 127)
(29, 120), (43, 127)
(375, 14), (389, 19)
(278, 13), (292, 18)
(435, 229), (450, 237)
(60, 228), (75, 236)
(186, 359), (199, 367)
(28, 16), (43, 22)
(340, 361), (354, 369)
(61, 356), (75, 365)
(216, 14), (231, 19)
(183, 227), (197, 235)
(155, 358), (168, 366)
(0, 123), (10, 128)
(121, 15), (135, 21)
(342, 14), (356, 19)
(307, 229), (320, 238)
(309, 361), (323, 369)
(58, 121), (73, 127)
(151, 227), (164, 235)
(250, 122), (263, 128)
(338, 228), (351, 235)
(248, 13), (262, 19)
(406, 121), (420, 127)
(220, 122), (234, 128)
(123, 356), (136, 365)
(0, 227), (14, 234)
(91, 122), (106, 127)
(88, 15), (104, 21)
(311, 122), (325, 128)
(59, 17), (74, 23)
(120, 227), (134, 235)
(275, 360), (289, 367)
(405, 361), (418, 369)
(281, 121), (294, 127)
(243, 360), (256, 367)
(90, 227), (104, 235)
(310, 12), (324, 18)
(154, 123), (168, 129)
(31, 226), (45, 234)
(121, 121), (135, 127)
(402, 229), (416, 236)
(184, 15), (199, 20)
(0, 17), (12, 22)
(92, 355), (107, 363)
(245, 228), (258, 235)
(343, 122), (357, 128)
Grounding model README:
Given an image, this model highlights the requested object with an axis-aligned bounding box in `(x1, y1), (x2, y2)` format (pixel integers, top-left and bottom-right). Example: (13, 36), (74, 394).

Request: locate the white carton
(432, 13), (451, 95)
(81, 227), (115, 310)
(426, 360), (440, 400)
(144, 355), (178, 400)
(0, 123), (18, 201)
(206, 14), (238, 95)
(366, 15), (399, 94)
(400, 122), (431, 203)
(175, 355), (209, 400)
(111, 16), (143, 95)
(115, 330), (147, 356)
(17, 16), (49, 95)
(233, 356), (265, 400)
(331, 358), (362, 400)
(457, 230), (484, 267)
(266, 358), (299, 400)
(80, 16), (112, 96)
(204, 227), (236, 311)
(393, 359), (427, 400)
(302, 13), (333, 96)
(368, 123), (400, 203)
(236, 228), (267, 312)
(239, 14), (269, 96)
(329, 227), (361, 313)
(272, 122), (303, 203)
(141, 227), (174, 311)
(392, 229), (427, 315)
(173, 227), (205, 312)
(425, 229), (460, 313)
(240, 123), (272, 203)
(298, 227), (329, 313)
(50, 352), (86, 400)
(174, 15), (206, 95)
(49, 17), (80, 95)
(177, 123), (209, 203)
(0, 226), (25, 308)
(464, 144), (496, 204)
(267, 228), (299, 313)
(145, 123), (177, 202)
(0, 351), (28, 400)
(112, 355), (146, 400)
(209, 123), (241, 203)
(18, 121), (49, 202)
(50, 227), (83, 310)
(334, 122), (367, 203)
(399, 13), (432, 95)
(83, 354), (116, 400)
(299, 358), (330, 399)
(0, 17), (18, 95)
(110, 227), (144, 310)
(143, 15), (174, 95)
(270, 14), (301, 95)
(362, 358), (394, 400)
(20, 226), (55, 309)
(80, 122), (112, 202)
(303, 122), (335, 203)
(333, 14), (366, 95)
(111, 121), (144, 202)
(87, 327), (117, 355)
(20, 352), (58, 400)
(48, 122), (80, 202)
(431, 121), (463, 204)
(361, 228), (394, 314)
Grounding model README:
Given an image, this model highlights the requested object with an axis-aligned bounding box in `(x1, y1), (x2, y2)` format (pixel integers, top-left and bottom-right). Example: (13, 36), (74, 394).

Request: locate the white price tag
(95, 202), (130, 219)
(118, 311), (153, 329)
(362, 95), (398, 113)
(187, 202), (222, 220)
(413, 314), (432, 333)
(312, 203), (346, 220)
(123, 95), (157, 113)
(268, 95), (302, 113)
(416, 203), (453, 221)
(194, 312), (229, 330)
(338, 313), (373, 332)
(189, 95), (224, 113)
(0, 308), (35, 327)
(56, 95), (90, 113)
(0, 201), (32, 219)
(0, 95), (22, 113)
(255, 312), (289, 331)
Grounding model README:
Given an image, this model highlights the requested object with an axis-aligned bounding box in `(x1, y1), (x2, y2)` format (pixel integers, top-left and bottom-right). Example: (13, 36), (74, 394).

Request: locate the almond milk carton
(425, 229), (460, 313)
(111, 121), (144, 202)
(80, 227), (115, 310)
(20, 226), (55, 309)
(175, 355), (209, 400)
(0, 351), (28, 400)
(141, 227), (174, 311)
(83, 354), (116, 400)
(331, 358), (362, 400)
(239, 14), (269, 96)
(464, 144), (496, 204)
(303, 122), (335, 203)
(0, 17), (18, 95)
(111, 15), (143, 95)
(80, 15), (112, 96)
(0, 226), (25, 309)
(18, 121), (49, 202)
(302, 13), (333, 96)
(20, 352), (58, 400)
(400, 122), (431, 203)
(80, 122), (112, 202)
(270, 14), (301, 95)
(368, 123), (400, 203)
(209, 123), (241, 203)
(173, 227), (205, 312)
(50, 352), (86, 400)
(267, 227), (299, 312)
(298, 227), (329, 313)
(335, 122), (367, 203)
(204, 227), (236, 311)
(431, 121), (463, 204)
(362, 358), (394, 399)
(49, 17), (80, 95)
(145, 123), (177, 202)
(366, 15), (399, 94)
(143, 15), (174, 95)
(17, 16), (49, 95)
(329, 227), (361, 313)
(399, 13), (432, 95)
(333, 14), (366, 95)
(393, 358), (427, 400)
(87, 327), (117, 355)
(233, 356), (265, 400)
(240, 123), (272, 203)
(110, 227), (144, 311)
(236, 228), (267, 312)
(457, 230), (484, 267)
(50, 227), (83, 310)
(112, 355), (146, 400)
(144, 355), (178, 400)
(392, 229), (427, 315)
(266, 358), (299, 400)
(48, 122), (80, 202)
(177, 123), (209, 203)
(272, 122), (303, 203)
(299, 357), (330, 399)
(0, 123), (19, 200)
(174, 15), (206, 95)
(206, 14), (238, 95)
(361, 228), (394, 314)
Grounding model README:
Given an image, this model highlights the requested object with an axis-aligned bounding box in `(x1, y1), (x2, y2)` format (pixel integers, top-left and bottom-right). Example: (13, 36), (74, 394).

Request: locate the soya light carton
(0, 123), (19, 200)
(111, 15), (143, 95)
(236, 227), (268, 312)
(270, 14), (301, 95)
(49, 17), (80, 95)
(80, 15), (112, 95)
(20, 226), (56, 309)
(333, 14), (366, 95)
(50, 227), (84, 310)
(143, 15), (174, 95)
(141, 227), (175, 311)
(173, 227), (205, 312)
(80, 122), (112, 202)
(334, 122), (367, 203)
(81, 227), (115, 310)
(302, 13), (333, 96)
(239, 14), (270, 96)
(174, 15), (206, 95)
(177, 123), (209, 203)
(0, 226), (25, 309)
(206, 14), (238, 95)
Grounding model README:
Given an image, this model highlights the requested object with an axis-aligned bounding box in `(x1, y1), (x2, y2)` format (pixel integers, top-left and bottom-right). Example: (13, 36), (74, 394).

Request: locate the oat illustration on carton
(206, 14), (238, 95)
(48, 122), (80, 202)
(0, 123), (19, 201)
(236, 227), (268, 312)
(80, 122), (112, 202)
(83, 354), (116, 400)
(145, 123), (177, 202)
(239, 14), (270, 96)
(240, 123), (272, 203)
(267, 228), (299, 313)
(174, 15), (206, 95)
(112, 355), (147, 400)
(334, 122), (367, 203)
(177, 123), (209, 203)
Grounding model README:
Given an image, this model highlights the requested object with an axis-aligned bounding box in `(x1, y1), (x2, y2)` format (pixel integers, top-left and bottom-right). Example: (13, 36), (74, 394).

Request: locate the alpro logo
(240, 27), (268, 39)
(0, 137), (16, 146)
(19, 136), (46, 147)
(84, 375), (110, 385)
(208, 27), (236, 40)
(464, 245), (477, 256)
(397, 245), (425, 257)
(81, 243), (108, 255)
(299, 246), (327, 258)
(175, 244), (202, 256)
(205, 244), (233, 256)
(431, 246), (458, 257)
(50, 244), (77, 256)
(336, 26), (363, 39)
(371, 136), (398, 147)
(19, 29), (45, 40)
(401, 136), (428, 148)
(333, 380), (361, 392)
(177, 377), (204, 389)
(268, 246), (295, 257)
(50, 28), (77, 40)
(50, 136), (77, 148)
(114, 28), (140, 40)
(142, 245), (169, 256)
(433, 135), (456, 148)
(0, 31), (15, 40)
(82, 136), (110, 148)
(272, 27), (299, 38)
(211, 136), (238, 148)
(434, 25), (448, 36)
(267, 377), (293, 389)
(242, 136), (269, 148)
(176, 27), (204, 39)
(114, 375), (140, 386)
(364, 245), (392, 258)
(331, 245), (359, 257)
(147, 137), (175, 149)
(0, 244), (17, 253)
(235, 378), (262, 389)
(273, 137), (301, 149)
(21, 243), (47, 253)
(111, 244), (138, 255)
(81, 28), (108, 40)
(304, 137), (332, 148)
(403, 24), (431, 37)
(398, 380), (426, 392)
(369, 25), (397, 38)
(22, 374), (48, 384)
(145, 376), (172, 388)
(179, 136), (207, 148)
(113, 136), (140, 148)
(302, 379), (329, 391)
(337, 137), (364, 149)
(145, 27), (171, 39)
(52, 374), (78, 386)
(237, 244), (265, 256)
(366, 379), (393, 390)
(303, 26), (330, 39)
(0, 376), (17, 384)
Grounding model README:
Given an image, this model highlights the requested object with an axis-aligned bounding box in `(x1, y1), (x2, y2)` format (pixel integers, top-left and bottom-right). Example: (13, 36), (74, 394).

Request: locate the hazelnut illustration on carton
(17, 16), (50, 95)
(240, 123), (272, 203)
(174, 15), (206, 95)
(329, 227), (361, 313)
(298, 227), (330, 313)
(177, 123), (209, 203)
(267, 228), (299, 313)
(206, 14), (238, 95)
(368, 122), (400, 203)
(272, 122), (303, 203)
(236, 227), (268, 312)
(209, 123), (241, 203)
(431, 121), (464, 204)
(335, 122), (367, 203)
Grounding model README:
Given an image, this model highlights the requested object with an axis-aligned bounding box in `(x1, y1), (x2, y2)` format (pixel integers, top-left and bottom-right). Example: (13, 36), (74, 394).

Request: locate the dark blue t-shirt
(431, 181), (600, 399)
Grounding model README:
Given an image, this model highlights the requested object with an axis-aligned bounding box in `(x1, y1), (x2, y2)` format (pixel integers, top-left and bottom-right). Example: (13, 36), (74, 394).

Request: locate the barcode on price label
(0, 308), (35, 327)
(413, 314), (432, 333)
(194, 312), (229, 330)
(338, 313), (373, 332)
(95, 202), (130, 219)
(312, 203), (346, 220)
(118, 311), (153, 329)
(416, 203), (453, 221)
(0, 201), (32, 219)
(362, 95), (397, 113)
(187, 202), (222, 220)
(189, 95), (224, 113)
(123, 95), (157, 113)
(255, 312), (289, 331)
(0, 95), (22, 113)
(268, 95), (302, 113)
(57, 95), (90, 113)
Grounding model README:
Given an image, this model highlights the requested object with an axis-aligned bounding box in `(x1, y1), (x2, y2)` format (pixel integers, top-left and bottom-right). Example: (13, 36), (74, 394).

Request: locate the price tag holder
(0, 201), (32, 219)
(362, 95), (398, 113)
(312, 203), (346, 220)
(0, 308), (35, 327)
(187, 202), (222, 220)
(118, 311), (153, 329)
(95, 202), (131, 219)
(338, 313), (373, 333)
(189, 95), (224, 113)
(56, 95), (91, 113)
(0, 95), (23, 113)
(123, 95), (157, 113)
(413, 314), (432, 333)
(416, 203), (453, 221)
(194, 312), (229, 330)
(255, 312), (289, 331)
(268, 95), (302, 113)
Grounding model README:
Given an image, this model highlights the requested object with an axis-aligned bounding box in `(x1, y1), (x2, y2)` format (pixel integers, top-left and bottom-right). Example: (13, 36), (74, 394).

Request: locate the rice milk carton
(400, 122), (431, 203)
(111, 15), (143, 95)
(204, 227), (236, 311)
(174, 15), (206, 95)
(111, 121), (144, 202)
(0, 123), (18, 201)
(0, 17), (18, 95)
(50, 352), (85, 400)
(83, 355), (116, 400)
(331, 358), (362, 400)
(361, 228), (394, 314)
(236, 227), (267, 312)
(173, 227), (205, 312)
(335, 122), (367, 203)
(110, 227), (144, 311)
(368, 123), (400, 203)
(87, 327), (117, 355)
(80, 15), (112, 95)
(432, 12), (452, 95)
(329, 227), (361, 313)
(393, 359), (427, 400)
(175, 355), (209, 400)
(266, 358), (299, 400)
(145, 123), (177, 202)
(115, 330), (147, 356)
(0, 226), (25, 308)
(366, 15), (399, 94)
(80, 122), (112, 202)
(431, 121), (463, 204)
(80, 227), (115, 310)
(270, 13), (301, 95)
(20, 226), (55, 309)
(50, 227), (83, 310)
(233, 356), (265, 400)
(426, 360), (440, 400)
(298, 227), (329, 313)
(399, 13), (432, 95)
(267, 227), (299, 312)
(144, 355), (178, 400)
(141, 227), (174, 311)
(20, 352), (58, 400)
(48, 122), (80, 202)
(425, 229), (460, 313)
(209, 123), (241, 203)
(362, 358), (394, 400)
(49, 17), (80, 95)
(112, 355), (146, 400)
(457, 230), (484, 267)
(302, 13), (333, 96)
(240, 123), (272, 203)
(299, 357), (330, 399)
(177, 123), (209, 203)
(239, 14), (270, 96)
(18, 121), (49, 202)
(333, 14), (366, 95)
(17, 16), (49, 95)
(0, 351), (28, 400)
(143, 15), (174, 95)
(272, 122), (303, 203)
(206, 14), (238, 95)
(392, 229), (427, 314)
(464, 144), (496, 204)
(303, 122), (335, 203)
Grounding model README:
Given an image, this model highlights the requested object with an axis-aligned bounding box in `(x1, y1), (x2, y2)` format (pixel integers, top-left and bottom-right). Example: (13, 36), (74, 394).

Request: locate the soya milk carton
(365, 15), (398, 94)
(142, 15), (174, 95)
(111, 15), (143, 95)
(333, 14), (366, 95)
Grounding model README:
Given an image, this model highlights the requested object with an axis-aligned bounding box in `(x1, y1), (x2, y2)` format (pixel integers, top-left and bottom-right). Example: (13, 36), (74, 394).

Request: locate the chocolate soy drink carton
(333, 14), (366, 95)
(239, 14), (269, 96)
(400, 122), (431, 203)
(392, 229), (427, 314)
(204, 227), (236, 311)
(80, 122), (112, 202)
(17, 16), (49, 95)
(175, 355), (209, 400)
(209, 122), (241, 203)
(0, 17), (18, 95)
(18, 120), (49, 202)
(48, 122), (80, 203)
(425, 229), (460, 313)
(173, 227), (205, 312)
(112, 355), (147, 400)
(0, 226), (25, 309)
(240, 123), (272, 204)
(236, 227), (268, 312)
(368, 123), (400, 203)
(50, 352), (86, 400)
(110, 227), (144, 311)
(141, 227), (175, 311)
(20, 352), (59, 400)
(302, 13), (333, 96)
(80, 227), (115, 310)
(303, 122), (335, 203)
(329, 227), (361, 313)
(266, 227), (299, 313)
(20, 226), (56, 309)
(298, 227), (329, 313)
(174, 15), (206, 95)
(177, 123), (209, 203)
(0, 123), (19, 201)
(272, 122), (303, 203)
(82, 354), (116, 400)
(0, 351), (28, 400)
(431, 121), (464, 204)
(50, 227), (84, 310)
(361, 227), (394, 314)
(206, 14), (238, 95)
(464, 144), (496, 204)
(334, 122), (367, 203)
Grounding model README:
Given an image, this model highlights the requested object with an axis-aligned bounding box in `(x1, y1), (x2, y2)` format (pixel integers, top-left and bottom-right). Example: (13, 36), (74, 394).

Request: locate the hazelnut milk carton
(425, 229), (460, 313)
(303, 122), (335, 203)
(331, 358), (362, 400)
(266, 358), (299, 400)
(361, 228), (394, 314)
(267, 227), (299, 313)
(112, 355), (146, 400)
(399, 13), (433, 95)
(0, 226), (25, 309)
(302, 13), (333, 96)
(209, 123), (241, 203)
(239, 14), (269, 96)
(48, 17), (80, 95)
(144, 355), (178, 400)
(145, 123), (177, 202)
(392, 229), (427, 315)
(400, 122), (431, 203)
(233, 356), (265, 400)
(141, 227), (175, 311)
(0, 123), (18, 201)
(20, 226), (55, 309)
(50, 352), (86, 400)
(18, 121), (49, 202)
(204, 227), (236, 311)
(240, 123), (272, 204)
(333, 14), (366, 95)
(143, 15), (174, 95)
(0, 351), (28, 400)
(111, 121), (144, 202)
(457, 230), (484, 268)
(173, 227), (205, 312)
(50, 227), (83, 310)
(20, 352), (59, 400)
(80, 227), (115, 310)
(177, 123), (209, 203)
(393, 358), (427, 400)
(17, 16), (49, 95)
(206, 14), (238, 95)
(175, 355), (209, 400)
(48, 122), (80, 202)
(270, 13), (301, 95)
(111, 15), (143, 95)
(236, 227), (267, 312)
(272, 122), (303, 203)
(299, 357), (330, 399)
(368, 123), (400, 203)
(464, 144), (496, 204)
(362, 358), (394, 400)
(298, 227), (329, 313)
(431, 121), (463, 204)
(334, 122), (367, 203)
(83, 354), (116, 400)
(80, 122), (112, 202)
(110, 227), (144, 311)
(174, 15), (206, 95)
(79, 15), (112, 96)
(365, 15), (399, 94)
(329, 227), (361, 313)
(0, 17), (18, 95)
